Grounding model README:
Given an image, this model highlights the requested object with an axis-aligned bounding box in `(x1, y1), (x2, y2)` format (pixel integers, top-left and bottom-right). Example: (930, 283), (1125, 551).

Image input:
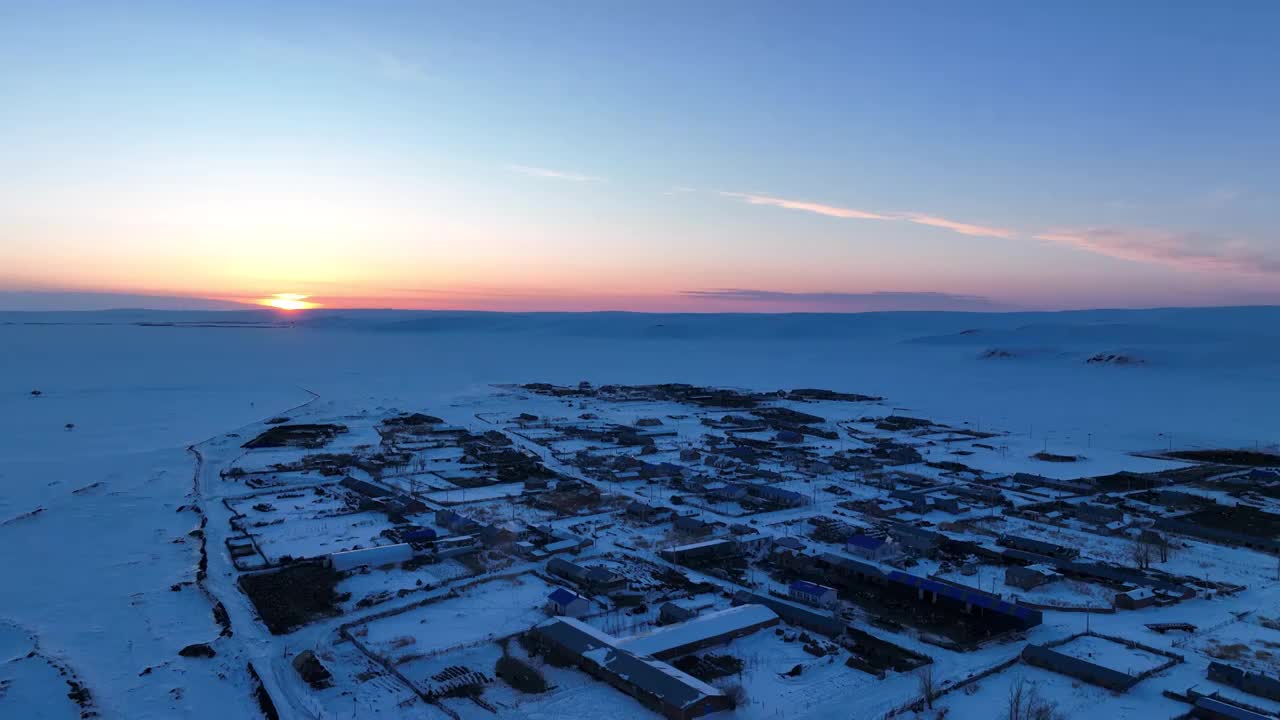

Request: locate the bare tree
(1008, 674), (1026, 720)
(1007, 674), (1063, 720)
(917, 665), (936, 709)
(1131, 537), (1152, 570)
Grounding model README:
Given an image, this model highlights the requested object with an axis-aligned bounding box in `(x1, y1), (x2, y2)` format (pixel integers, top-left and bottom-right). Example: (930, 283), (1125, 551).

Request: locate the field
(2, 308), (1280, 719)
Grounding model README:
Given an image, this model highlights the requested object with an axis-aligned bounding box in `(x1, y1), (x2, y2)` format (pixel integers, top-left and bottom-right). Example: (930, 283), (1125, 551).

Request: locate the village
(193, 382), (1280, 720)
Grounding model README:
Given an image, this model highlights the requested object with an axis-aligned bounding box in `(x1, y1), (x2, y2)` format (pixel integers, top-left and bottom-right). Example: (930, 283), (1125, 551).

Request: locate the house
(709, 483), (749, 501)
(659, 602), (699, 625)
(788, 580), (838, 608)
(435, 509), (479, 533)
(888, 524), (944, 556)
(585, 566), (627, 593)
(775, 430), (804, 444)
(1005, 564), (1060, 590)
(548, 557), (590, 583)
(626, 501), (674, 523)
(752, 485), (807, 507)
(1114, 587), (1157, 610)
(1208, 661), (1280, 702)
(636, 417), (663, 427)
(434, 534), (478, 558)
(674, 515), (713, 537)
(845, 534), (901, 562)
(547, 587), (591, 617)
(997, 533), (1079, 560)
(402, 527), (437, 543)
(773, 536), (805, 551)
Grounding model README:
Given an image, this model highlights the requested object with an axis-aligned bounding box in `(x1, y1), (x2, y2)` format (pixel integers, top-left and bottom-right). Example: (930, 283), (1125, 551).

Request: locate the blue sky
(1, 1), (1277, 311)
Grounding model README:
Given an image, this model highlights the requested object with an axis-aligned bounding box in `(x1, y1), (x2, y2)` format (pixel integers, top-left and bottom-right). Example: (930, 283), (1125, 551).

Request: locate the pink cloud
(902, 213), (1016, 239)
(720, 192), (1014, 239)
(719, 192), (891, 220)
(1035, 228), (1280, 275)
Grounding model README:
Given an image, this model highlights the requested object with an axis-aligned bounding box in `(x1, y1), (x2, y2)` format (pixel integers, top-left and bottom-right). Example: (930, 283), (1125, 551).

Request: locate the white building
(327, 543), (414, 572)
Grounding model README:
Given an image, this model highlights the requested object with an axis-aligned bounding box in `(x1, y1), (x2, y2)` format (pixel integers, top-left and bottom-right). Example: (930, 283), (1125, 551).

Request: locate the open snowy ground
(2, 307), (1279, 719)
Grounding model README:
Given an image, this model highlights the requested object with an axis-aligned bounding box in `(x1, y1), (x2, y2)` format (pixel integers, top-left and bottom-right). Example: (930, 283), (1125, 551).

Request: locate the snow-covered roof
(617, 604), (777, 658)
(789, 580), (835, 596)
(328, 543), (414, 572)
(847, 533), (886, 550)
(548, 587), (585, 605)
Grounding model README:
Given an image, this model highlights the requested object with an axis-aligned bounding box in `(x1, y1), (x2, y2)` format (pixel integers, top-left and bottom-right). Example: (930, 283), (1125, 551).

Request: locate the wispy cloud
(719, 191), (1013, 238)
(720, 190), (1275, 275)
(720, 192), (891, 220)
(682, 289), (1004, 311)
(509, 165), (602, 182)
(1035, 228), (1280, 275)
(901, 213), (1016, 239)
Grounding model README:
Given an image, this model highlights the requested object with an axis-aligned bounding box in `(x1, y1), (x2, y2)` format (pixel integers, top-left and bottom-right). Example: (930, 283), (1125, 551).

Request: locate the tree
(1131, 537), (1152, 570)
(1007, 675), (1063, 720)
(917, 665), (936, 709)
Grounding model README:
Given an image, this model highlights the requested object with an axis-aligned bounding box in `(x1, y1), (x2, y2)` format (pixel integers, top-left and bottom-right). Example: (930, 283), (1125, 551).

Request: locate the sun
(260, 293), (319, 311)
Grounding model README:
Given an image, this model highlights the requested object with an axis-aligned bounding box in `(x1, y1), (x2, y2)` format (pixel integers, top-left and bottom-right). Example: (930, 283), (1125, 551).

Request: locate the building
(888, 523), (945, 556)
(1114, 586), (1157, 610)
(529, 617), (731, 720)
(585, 566), (627, 593)
(546, 587), (591, 617)
(788, 580), (838, 608)
(751, 485), (808, 507)
(626, 501), (675, 523)
(997, 533), (1079, 560)
(821, 551), (1043, 632)
(673, 515), (715, 537)
(660, 538), (739, 565)
(435, 509), (479, 533)
(617, 604), (779, 659)
(845, 534), (900, 562)
(1208, 662), (1280, 701)
(327, 543), (414, 572)
(586, 647), (731, 720)
(659, 602), (699, 625)
(1021, 643), (1139, 692)
(402, 527), (438, 543)
(1193, 695), (1271, 720)
(1005, 564), (1061, 591)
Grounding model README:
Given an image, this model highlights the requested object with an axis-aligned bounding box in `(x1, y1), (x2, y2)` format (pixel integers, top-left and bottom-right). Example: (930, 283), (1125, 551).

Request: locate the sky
(1, 1), (1278, 312)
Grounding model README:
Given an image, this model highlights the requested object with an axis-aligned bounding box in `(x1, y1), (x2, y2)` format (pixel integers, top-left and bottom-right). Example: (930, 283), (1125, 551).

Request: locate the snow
(2, 307), (1280, 719)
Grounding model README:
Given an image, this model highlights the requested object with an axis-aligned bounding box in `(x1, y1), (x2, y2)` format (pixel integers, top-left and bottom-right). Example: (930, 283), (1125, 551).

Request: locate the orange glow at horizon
(259, 293), (320, 311)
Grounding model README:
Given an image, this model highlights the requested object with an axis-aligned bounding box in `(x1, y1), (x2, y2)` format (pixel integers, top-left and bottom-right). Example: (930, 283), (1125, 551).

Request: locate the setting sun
(260, 293), (319, 311)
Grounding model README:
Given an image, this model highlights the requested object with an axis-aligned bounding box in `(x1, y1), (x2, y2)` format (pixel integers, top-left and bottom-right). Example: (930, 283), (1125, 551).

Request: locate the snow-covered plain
(1, 307), (1279, 719)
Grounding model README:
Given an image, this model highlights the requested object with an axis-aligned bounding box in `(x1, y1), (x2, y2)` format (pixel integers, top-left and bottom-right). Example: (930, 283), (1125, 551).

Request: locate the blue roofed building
(788, 580), (838, 608)
(546, 587), (591, 617)
(846, 533), (900, 562)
